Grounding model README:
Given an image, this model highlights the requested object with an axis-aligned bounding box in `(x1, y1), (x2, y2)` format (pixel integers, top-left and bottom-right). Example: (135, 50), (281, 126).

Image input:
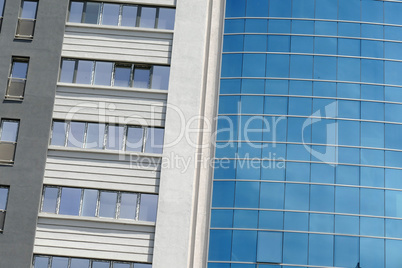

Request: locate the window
(0, 0), (5, 30)
(0, 119), (19, 164)
(0, 187), (9, 232)
(41, 186), (158, 222)
(16, 0), (38, 39)
(50, 121), (164, 154)
(59, 59), (170, 90)
(6, 57), (29, 100)
(33, 255), (151, 268)
(68, 1), (175, 30)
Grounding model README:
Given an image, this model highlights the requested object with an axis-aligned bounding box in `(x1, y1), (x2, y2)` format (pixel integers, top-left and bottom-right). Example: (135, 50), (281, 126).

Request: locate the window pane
(139, 194), (158, 222)
(126, 127), (143, 152)
(121, 5), (137, 27)
(0, 188), (8, 210)
(308, 234), (333, 266)
(81, 189), (98, 217)
(334, 236), (359, 267)
(133, 67), (150, 88)
(101, 3), (119, 26)
(67, 122), (85, 148)
(114, 66), (131, 87)
(84, 2), (100, 24)
(51, 122), (67, 146)
(360, 238), (385, 268)
(119, 193), (137, 220)
(42, 187), (58, 213)
(11, 61), (28, 79)
(34, 256), (49, 268)
(94, 62), (113, 86)
(145, 128), (164, 154)
(158, 8), (175, 30)
(99, 192), (117, 218)
(1, 121), (19, 142)
(151, 66), (170, 90)
(70, 258), (90, 268)
(68, 2), (84, 23)
(113, 263), (131, 268)
(21, 1), (38, 19)
(59, 188), (81, 216)
(85, 123), (105, 149)
(0, 0), (5, 16)
(59, 60), (76, 83)
(139, 7), (156, 28)
(76, 60), (93, 84)
(134, 264), (151, 268)
(256, 232), (282, 263)
(106, 125), (124, 150)
(51, 257), (69, 268)
(92, 261), (110, 268)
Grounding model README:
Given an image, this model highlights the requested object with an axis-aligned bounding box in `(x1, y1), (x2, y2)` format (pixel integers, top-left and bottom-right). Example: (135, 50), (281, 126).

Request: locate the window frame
(0, 186), (9, 232)
(40, 186), (157, 222)
(66, 1), (175, 30)
(50, 120), (164, 154)
(15, 0), (39, 39)
(6, 57), (30, 100)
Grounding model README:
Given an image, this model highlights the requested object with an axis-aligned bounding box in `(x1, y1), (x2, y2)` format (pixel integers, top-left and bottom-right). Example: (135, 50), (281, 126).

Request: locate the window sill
(57, 82), (169, 95)
(65, 22), (174, 35)
(38, 212), (156, 227)
(48, 145), (163, 158)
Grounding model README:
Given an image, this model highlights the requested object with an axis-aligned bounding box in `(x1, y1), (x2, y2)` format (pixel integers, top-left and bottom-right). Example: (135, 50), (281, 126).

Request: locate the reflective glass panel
(70, 258), (90, 268)
(99, 191), (117, 218)
(68, 2), (84, 23)
(257, 232), (282, 263)
(0, 188), (7, 211)
(11, 61), (28, 79)
(139, 194), (158, 222)
(133, 67), (150, 88)
(51, 257), (69, 268)
(106, 125), (124, 150)
(85, 123), (105, 149)
(0, 121), (19, 142)
(121, 5), (137, 27)
(145, 127), (164, 154)
(119, 193), (137, 220)
(75, 60), (94, 84)
(21, 1), (38, 19)
(114, 65), (131, 87)
(59, 187), (81, 216)
(158, 8), (175, 30)
(84, 2), (100, 24)
(151, 66), (170, 90)
(59, 60), (75, 83)
(113, 263), (131, 268)
(126, 127), (143, 152)
(139, 7), (156, 28)
(92, 261), (110, 268)
(94, 62), (113, 86)
(67, 122), (85, 148)
(101, 4), (119, 26)
(81, 189), (98, 217)
(34, 256), (49, 268)
(51, 122), (67, 146)
(42, 187), (58, 213)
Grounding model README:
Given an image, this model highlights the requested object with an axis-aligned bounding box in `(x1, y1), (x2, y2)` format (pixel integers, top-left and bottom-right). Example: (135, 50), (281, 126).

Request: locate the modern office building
(1, 0), (402, 268)
(208, 0), (402, 268)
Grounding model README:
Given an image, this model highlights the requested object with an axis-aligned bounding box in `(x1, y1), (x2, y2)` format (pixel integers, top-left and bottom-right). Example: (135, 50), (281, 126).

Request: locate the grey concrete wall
(0, 0), (68, 267)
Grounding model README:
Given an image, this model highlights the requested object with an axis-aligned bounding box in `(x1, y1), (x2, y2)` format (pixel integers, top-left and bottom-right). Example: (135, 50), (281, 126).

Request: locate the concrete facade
(0, 0), (68, 267)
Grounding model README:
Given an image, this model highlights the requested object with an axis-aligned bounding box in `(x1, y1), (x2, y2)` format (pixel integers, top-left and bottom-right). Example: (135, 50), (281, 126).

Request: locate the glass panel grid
(210, 0), (402, 267)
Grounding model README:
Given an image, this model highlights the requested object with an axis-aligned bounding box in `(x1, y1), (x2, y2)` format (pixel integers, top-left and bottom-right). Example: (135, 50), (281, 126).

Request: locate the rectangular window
(67, 1), (175, 30)
(33, 255), (151, 268)
(0, 187), (9, 232)
(0, 119), (19, 164)
(0, 0), (5, 30)
(59, 59), (170, 90)
(6, 57), (29, 100)
(16, 0), (38, 39)
(50, 121), (164, 154)
(40, 186), (158, 222)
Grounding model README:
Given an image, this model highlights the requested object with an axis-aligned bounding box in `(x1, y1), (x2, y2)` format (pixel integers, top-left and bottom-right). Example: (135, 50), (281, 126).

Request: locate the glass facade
(208, 0), (402, 267)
